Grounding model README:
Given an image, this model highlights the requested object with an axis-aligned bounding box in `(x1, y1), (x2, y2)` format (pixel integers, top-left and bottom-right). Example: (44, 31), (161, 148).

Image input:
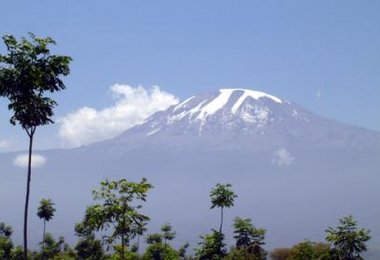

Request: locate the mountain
(1, 88), (380, 254)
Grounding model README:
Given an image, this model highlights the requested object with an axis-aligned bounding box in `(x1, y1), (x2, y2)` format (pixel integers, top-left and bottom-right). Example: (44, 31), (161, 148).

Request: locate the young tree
(0, 33), (71, 259)
(210, 183), (237, 234)
(0, 222), (14, 259)
(232, 217), (266, 259)
(74, 223), (104, 260)
(325, 215), (370, 260)
(144, 233), (178, 260)
(178, 242), (189, 260)
(37, 198), (56, 259)
(38, 233), (65, 260)
(195, 229), (226, 260)
(79, 178), (153, 260)
(161, 223), (176, 249)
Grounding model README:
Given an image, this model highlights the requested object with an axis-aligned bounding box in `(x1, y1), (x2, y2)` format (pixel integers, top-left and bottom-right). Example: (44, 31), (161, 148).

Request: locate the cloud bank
(272, 148), (295, 166)
(14, 154), (46, 168)
(59, 85), (179, 148)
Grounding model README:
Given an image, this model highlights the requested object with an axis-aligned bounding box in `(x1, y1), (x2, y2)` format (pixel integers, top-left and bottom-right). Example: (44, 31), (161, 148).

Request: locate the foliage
(178, 242), (189, 259)
(0, 33), (71, 258)
(78, 178), (153, 260)
(210, 183), (237, 234)
(269, 248), (293, 260)
(0, 33), (71, 129)
(74, 232), (104, 260)
(37, 198), (56, 259)
(161, 223), (176, 248)
(195, 229), (226, 260)
(270, 241), (331, 260)
(11, 246), (24, 260)
(37, 233), (65, 259)
(290, 240), (330, 260)
(143, 234), (178, 260)
(325, 215), (370, 260)
(232, 217), (267, 259)
(37, 198), (56, 222)
(0, 222), (14, 259)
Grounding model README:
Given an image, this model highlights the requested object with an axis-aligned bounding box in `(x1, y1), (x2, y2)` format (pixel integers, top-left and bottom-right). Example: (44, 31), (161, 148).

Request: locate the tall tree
(210, 183), (237, 234)
(325, 215), (370, 260)
(79, 178), (153, 260)
(37, 198), (56, 259)
(0, 33), (71, 259)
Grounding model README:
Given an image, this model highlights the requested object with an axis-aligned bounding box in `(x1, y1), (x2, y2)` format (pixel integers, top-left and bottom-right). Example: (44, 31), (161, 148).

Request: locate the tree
(161, 223), (176, 249)
(210, 183), (237, 234)
(325, 215), (370, 260)
(195, 229), (226, 260)
(74, 223), (104, 260)
(0, 33), (71, 259)
(79, 178), (153, 260)
(178, 242), (189, 260)
(232, 217), (266, 259)
(37, 198), (56, 259)
(38, 233), (65, 260)
(143, 233), (178, 260)
(270, 241), (330, 260)
(0, 222), (14, 259)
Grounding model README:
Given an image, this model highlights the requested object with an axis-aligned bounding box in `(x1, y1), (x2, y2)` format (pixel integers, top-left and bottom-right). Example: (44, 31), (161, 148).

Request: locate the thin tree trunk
(121, 234), (125, 260)
(219, 206), (224, 234)
(24, 129), (34, 260)
(41, 220), (46, 260)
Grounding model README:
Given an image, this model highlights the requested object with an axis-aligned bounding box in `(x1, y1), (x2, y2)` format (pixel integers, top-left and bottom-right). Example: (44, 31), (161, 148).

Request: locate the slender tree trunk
(24, 129), (35, 260)
(41, 220), (46, 260)
(219, 207), (224, 234)
(121, 234), (125, 260)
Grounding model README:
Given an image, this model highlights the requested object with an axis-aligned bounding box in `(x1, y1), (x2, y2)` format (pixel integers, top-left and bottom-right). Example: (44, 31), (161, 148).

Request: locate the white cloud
(14, 154), (46, 168)
(58, 84), (179, 148)
(272, 148), (295, 166)
(0, 139), (10, 150)
(316, 90), (322, 99)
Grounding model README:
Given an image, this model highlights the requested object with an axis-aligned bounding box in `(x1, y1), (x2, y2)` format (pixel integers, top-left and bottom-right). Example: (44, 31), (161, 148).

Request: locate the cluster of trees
(0, 179), (372, 260)
(0, 34), (372, 259)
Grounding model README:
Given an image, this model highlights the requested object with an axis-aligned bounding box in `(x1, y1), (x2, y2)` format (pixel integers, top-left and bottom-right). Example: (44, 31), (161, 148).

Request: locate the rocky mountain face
(1, 88), (379, 254)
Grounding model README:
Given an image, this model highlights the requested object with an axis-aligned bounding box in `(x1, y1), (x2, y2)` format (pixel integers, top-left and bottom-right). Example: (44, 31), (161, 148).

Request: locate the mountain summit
(114, 88), (379, 151)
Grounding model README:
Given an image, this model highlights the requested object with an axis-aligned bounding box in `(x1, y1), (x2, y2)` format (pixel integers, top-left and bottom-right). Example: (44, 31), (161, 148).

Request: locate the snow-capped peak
(230, 89), (282, 113)
(116, 88), (311, 140)
(170, 88), (283, 122)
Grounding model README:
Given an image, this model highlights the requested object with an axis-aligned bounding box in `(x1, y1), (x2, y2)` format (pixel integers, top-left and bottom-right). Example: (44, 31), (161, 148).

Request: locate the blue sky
(1, 1), (379, 150)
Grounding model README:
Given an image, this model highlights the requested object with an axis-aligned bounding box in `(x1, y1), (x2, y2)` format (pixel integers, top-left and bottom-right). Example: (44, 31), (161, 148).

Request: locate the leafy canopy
(79, 178), (153, 250)
(37, 198), (56, 222)
(326, 215), (370, 260)
(0, 33), (71, 133)
(210, 183), (237, 210)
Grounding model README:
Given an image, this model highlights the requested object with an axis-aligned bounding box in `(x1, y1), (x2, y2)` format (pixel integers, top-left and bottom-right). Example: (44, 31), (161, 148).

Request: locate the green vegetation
(0, 180), (373, 260)
(210, 184), (237, 235)
(326, 215), (371, 260)
(37, 198), (56, 259)
(0, 33), (71, 259)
